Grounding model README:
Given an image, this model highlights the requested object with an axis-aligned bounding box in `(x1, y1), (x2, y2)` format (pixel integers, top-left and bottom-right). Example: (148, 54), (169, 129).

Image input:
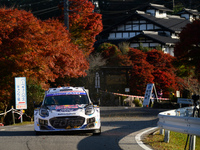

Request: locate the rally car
(34, 87), (101, 135)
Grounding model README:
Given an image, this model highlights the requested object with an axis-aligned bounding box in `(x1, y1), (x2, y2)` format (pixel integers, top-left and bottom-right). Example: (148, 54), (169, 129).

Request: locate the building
(95, 3), (200, 56)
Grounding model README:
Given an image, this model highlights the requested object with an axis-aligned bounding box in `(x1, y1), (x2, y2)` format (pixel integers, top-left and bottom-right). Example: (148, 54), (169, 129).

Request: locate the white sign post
(15, 77), (27, 123)
(143, 83), (158, 107)
(95, 72), (100, 93)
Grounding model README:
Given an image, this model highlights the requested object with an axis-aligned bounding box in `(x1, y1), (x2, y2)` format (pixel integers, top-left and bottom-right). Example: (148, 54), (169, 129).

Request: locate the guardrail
(158, 107), (200, 136)
(177, 98), (193, 108)
(157, 106), (200, 150)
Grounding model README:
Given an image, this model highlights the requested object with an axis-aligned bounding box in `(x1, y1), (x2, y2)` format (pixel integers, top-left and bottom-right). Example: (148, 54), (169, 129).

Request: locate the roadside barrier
(102, 91), (169, 101)
(157, 107), (200, 150)
(0, 108), (31, 124)
(158, 106), (200, 136)
(177, 98), (193, 107)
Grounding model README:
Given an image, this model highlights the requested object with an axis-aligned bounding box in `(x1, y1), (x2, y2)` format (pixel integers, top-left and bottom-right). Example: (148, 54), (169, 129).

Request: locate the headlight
(39, 108), (49, 117)
(85, 105), (94, 115)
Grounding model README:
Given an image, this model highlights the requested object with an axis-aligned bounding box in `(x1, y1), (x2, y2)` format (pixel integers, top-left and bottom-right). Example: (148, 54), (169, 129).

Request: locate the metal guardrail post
(160, 128), (164, 135)
(189, 135), (196, 150)
(164, 130), (170, 143)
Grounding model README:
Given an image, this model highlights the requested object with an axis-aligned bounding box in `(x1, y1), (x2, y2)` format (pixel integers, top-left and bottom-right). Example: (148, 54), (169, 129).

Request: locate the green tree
(174, 19), (200, 82)
(26, 79), (45, 118)
(97, 43), (131, 66)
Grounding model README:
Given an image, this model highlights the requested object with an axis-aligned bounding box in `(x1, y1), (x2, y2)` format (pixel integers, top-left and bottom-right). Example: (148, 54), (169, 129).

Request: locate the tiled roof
(147, 3), (173, 12)
(136, 11), (190, 32)
(128, 31), (179, 45)
(183, 8), (200, 15)
(98, 10), (191, 37)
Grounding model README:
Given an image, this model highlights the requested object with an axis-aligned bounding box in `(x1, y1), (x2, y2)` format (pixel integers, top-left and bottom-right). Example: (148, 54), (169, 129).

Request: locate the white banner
(143, 83), (154, 107)
(15, 77), (27, 109)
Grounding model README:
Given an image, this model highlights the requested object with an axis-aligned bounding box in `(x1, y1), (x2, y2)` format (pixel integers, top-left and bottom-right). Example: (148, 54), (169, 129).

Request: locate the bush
(133, 98), (142, 107)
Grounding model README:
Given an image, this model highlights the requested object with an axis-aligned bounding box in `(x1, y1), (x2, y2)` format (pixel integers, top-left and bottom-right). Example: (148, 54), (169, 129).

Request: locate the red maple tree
(128, 48), (154, 95)
(128, 49), (183, 97)
(146, 50), (183, 97)
(59, 0), (103, 56)
(0, 8), (89, 111)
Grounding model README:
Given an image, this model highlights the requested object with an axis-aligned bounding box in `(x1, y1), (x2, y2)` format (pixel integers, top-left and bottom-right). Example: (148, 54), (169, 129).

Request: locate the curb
(135, 127), (158, 150)
(119, 127), (158, 150)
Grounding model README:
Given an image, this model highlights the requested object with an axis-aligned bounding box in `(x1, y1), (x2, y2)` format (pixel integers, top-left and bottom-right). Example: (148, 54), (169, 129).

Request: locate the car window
(44, 95), (89, 105)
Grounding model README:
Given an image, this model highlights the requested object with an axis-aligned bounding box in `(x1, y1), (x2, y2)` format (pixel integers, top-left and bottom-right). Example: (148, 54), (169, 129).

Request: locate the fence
(0, 107), (31, 125)
(102, 91), (169, 101)
(157, 106), (200, 150)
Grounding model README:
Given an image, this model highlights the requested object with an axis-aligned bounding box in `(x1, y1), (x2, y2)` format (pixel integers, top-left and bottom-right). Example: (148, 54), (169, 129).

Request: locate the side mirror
(93, 101), (99, 106)
(34, 101), (42, 108)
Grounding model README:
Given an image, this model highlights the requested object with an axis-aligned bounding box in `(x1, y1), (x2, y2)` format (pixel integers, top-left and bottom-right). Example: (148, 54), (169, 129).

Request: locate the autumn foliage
(97, 43), (131, 66)
(59, 0), (103, 56)
(0, 8), (89, 109)
(128, 48), (154, 95)
(128, 49), (183, 96)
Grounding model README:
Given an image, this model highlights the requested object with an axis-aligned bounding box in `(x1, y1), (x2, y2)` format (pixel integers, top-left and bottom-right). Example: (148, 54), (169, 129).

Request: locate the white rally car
(34, 87), (101, 135)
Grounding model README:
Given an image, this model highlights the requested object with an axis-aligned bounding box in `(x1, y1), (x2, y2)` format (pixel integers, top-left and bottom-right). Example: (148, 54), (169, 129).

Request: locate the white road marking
(135, 127), (158, 150)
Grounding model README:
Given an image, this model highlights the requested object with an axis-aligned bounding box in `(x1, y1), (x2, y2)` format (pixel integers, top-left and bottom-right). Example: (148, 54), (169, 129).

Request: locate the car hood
(46, 104), (86, 114)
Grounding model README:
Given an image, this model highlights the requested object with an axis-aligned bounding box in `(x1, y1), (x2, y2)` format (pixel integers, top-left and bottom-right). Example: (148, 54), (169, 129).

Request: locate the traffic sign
(15, 77), (27, 109)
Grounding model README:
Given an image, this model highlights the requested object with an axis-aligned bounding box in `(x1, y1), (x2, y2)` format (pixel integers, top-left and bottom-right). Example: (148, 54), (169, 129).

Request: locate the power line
(19, 0), (52, 7)
(32, 6), (58, 14)
(35, 7), (59, 16)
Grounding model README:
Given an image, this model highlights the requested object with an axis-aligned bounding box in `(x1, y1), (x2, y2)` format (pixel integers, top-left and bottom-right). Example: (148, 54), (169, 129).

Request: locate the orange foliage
(59, 0), (103, 56)
(0, 8), (89, 105)
(128, 48), (154, 95)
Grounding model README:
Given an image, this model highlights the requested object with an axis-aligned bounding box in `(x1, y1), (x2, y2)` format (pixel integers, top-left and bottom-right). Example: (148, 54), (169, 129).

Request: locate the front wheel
(93, 127), (101, 135)
(35, 131), (44, 135)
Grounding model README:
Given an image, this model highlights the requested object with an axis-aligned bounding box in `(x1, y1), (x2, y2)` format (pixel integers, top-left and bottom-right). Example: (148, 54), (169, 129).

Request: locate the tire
(93, 127), (101, 135)
(35, 131), (43, 135)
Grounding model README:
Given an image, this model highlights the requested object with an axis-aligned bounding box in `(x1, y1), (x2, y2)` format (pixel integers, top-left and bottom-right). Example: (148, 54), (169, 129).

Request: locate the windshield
(44, 95), (89, 105)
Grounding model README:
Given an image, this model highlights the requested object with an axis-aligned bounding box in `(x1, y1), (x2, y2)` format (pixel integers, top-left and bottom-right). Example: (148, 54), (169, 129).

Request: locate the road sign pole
(20, 110), (23, 123)
(12, 106), (15, 124)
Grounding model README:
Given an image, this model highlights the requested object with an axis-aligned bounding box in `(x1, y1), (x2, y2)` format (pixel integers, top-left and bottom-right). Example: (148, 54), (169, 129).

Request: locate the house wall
(146, 9), (167, 18)
(130, 43), (161, 48)
(108, 19), (161, 39)
(130, 41), (175, 56)
(100, 5), (191, 57)
(181, 14), (190, 20)
(163, 47), (174, 56)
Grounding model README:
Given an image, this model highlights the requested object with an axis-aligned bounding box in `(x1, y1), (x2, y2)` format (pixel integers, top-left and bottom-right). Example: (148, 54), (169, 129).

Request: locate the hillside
(0, 0), (200, 29)
(98, 0), (200, 29)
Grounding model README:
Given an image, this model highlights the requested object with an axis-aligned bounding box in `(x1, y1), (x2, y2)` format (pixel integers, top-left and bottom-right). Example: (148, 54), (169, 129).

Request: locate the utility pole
(64, 0), (69, 30)
(189, 0), (192, 9)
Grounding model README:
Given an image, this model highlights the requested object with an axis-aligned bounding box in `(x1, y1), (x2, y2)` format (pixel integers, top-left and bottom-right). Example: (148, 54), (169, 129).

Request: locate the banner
(15, 77), (27, 109)
(143, 83), (154, 107)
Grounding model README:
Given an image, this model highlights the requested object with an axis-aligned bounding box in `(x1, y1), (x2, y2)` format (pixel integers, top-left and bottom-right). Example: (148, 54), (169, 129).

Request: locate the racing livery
(34, 87), (101, 135)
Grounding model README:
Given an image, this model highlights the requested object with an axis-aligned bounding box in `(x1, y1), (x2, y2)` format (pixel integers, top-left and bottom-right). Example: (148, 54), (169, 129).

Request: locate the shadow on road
(0, 107), (164, 150)
(77, 119), (158, 150)
(76, 107), (165, 150)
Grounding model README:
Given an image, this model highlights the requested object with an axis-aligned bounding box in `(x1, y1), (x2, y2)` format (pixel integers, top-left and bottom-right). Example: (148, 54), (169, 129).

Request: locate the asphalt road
(0, 107), (165, 150)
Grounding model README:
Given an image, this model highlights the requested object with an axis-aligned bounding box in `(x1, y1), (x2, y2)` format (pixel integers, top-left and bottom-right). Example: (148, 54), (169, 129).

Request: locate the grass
(144, 130), (200, 150)
(11, 121), (34, 126)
